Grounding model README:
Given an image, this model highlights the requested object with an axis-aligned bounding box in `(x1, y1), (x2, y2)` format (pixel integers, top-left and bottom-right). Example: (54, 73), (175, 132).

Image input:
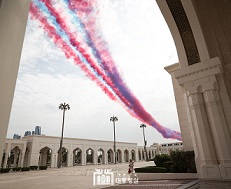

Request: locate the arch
(9, 146), (21, 167)
(124, 149), (129, 162)
(131, 150), (136, 161)
(57, 147), (68, 167)
(138, 150), (142, 161)
(39, 146), (52, 167)
(116, 149), (122, 163)
(97, 149), (105, 164)
(107, 149), (114, 164)
(73, 148), (82, 166)
(86, 148), (94, 164)
(152, 150), (154, 158)
(142, 150), (145, 160)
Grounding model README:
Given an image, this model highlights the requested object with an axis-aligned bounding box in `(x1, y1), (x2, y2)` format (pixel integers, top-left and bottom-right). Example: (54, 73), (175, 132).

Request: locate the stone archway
(138, 150), (142, 161)
(124, 149), (129, 162)
(142, 150), (145, 160)
(97, 149), (104, 164)
(131, 150), (136, 161)
(149, 151), (151, 160)
(157, 0), (231, 180)
(116, 149), (122, 163)
(57, 147), (68, 167)
(107, 149), (114, 164)
(8, 146), (21, 168)
(39, 147), (52, 167)
(86, 148), (94, 164)
(73, 148), (82, 166)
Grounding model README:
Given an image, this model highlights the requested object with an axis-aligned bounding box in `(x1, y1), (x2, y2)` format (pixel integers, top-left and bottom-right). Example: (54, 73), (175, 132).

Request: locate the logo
(93, 169), (114, 186)
(93, 169), (139, 186)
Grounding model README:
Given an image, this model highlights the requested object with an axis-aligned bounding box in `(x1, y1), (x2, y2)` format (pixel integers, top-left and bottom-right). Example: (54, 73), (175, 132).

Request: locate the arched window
(131, 150), (136, 161)
(97, 149), (104, 164)
(107, 149), (113, 164)
(57, 147), (68, 167)
(73, 148), (82, 166)
(86, 148), (94, 164)
(124, 149), (129, 162)
(39, 147), (52, 167)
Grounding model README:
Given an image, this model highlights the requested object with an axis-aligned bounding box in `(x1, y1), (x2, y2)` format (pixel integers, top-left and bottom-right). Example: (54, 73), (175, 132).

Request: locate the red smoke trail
(29, 2), (117, 102)
(40, 0), (135, 116)
(68, 0), (181, 140)
(31, 0), (181, 140)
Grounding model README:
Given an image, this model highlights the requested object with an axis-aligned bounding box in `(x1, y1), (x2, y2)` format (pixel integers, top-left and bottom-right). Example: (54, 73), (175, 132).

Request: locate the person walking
(128, 159), (134, 174)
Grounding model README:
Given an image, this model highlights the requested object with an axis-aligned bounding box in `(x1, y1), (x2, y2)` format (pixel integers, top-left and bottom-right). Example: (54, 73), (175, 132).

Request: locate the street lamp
(110, 116), (118, 164)
(58, 102), (70, 168)
(140, 123), (148, 161)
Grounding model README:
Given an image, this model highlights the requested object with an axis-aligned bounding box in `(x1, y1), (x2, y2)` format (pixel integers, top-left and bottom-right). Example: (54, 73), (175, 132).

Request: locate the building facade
(158, 0), (231, 180)
(1, 136), (161, 168)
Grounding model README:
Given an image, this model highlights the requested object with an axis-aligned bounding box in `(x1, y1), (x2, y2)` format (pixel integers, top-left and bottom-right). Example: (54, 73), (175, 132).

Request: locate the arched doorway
(124, 149), (129, 162)
(138, 150), (141, 161)
(73, 148), (82, 166)
(107, 149), (113, 164)
(9, 146), (21, 168)
(39, 147), (52, 167)
(57, 147), (68, 167)
(97, 149), (104, 164)
(86, 148), (94, 164)
(142, 150), (145, 160)
(117, 149), (122, 163)
(131, 150), (136, 161)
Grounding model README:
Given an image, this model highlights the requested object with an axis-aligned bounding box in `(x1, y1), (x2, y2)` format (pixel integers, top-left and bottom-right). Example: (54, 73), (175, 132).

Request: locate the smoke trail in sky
(29, 0), (182, 141)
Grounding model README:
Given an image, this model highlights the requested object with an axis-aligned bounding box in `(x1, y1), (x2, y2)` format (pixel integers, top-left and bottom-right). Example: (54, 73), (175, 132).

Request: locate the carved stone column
(204, 89), (231, 180)
(67, 152), (71, 167)
(50, 153), (56, 168)
(188, 92), (221, 179)
(13, 150), (18, 167)
(19, 153), (24, 168)
(3, 152), (9, 168)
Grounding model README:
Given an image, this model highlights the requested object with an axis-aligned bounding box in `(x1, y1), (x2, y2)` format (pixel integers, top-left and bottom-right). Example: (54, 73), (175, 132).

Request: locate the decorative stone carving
(166, 0), (200, 65)
(203, 90), (221, 107)
(188, 93), (204, 111)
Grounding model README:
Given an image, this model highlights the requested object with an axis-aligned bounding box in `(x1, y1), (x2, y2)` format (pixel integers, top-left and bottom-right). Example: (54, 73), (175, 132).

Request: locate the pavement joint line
(176, 179), (200, 189)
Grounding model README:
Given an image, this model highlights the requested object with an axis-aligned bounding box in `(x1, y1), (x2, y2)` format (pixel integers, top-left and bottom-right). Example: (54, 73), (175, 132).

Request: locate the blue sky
(7, 0), (180, 146)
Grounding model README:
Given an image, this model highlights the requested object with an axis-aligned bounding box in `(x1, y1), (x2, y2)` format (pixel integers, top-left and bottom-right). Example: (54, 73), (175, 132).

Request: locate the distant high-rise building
(13, 134), (21, 139)
(24, 131), (31, 136)
(32, 131), (35, 135)
(35, 126), (41, 135)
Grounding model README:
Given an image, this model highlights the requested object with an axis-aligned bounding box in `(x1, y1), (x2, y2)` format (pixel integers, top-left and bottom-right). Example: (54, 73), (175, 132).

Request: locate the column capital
(188, 93), (204, 111)
(184, 75), (218, 95)
(203, 89), (221, 107)
(173, 57), (222, 95)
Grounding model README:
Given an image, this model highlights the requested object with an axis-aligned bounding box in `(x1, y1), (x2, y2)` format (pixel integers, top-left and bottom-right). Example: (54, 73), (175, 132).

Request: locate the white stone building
(150, 142), (184, 155)
(1, 135), (159, 168)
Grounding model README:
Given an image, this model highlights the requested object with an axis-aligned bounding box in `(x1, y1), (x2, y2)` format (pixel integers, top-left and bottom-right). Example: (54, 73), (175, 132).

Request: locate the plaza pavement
(0, 161), (231, 189)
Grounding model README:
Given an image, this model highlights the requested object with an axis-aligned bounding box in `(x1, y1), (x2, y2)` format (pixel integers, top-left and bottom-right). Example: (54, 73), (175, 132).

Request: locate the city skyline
(7, 0), (180, 146)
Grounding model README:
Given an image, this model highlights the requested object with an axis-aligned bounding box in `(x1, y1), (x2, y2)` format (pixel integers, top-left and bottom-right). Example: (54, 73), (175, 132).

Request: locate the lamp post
(58, 102), (70, 168)
(110, 116), (118, 164)
(140, 123), (148, 161)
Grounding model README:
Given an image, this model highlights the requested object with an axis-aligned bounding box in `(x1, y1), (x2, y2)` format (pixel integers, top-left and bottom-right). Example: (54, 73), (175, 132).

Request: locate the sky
(7, 0), (180, 146)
